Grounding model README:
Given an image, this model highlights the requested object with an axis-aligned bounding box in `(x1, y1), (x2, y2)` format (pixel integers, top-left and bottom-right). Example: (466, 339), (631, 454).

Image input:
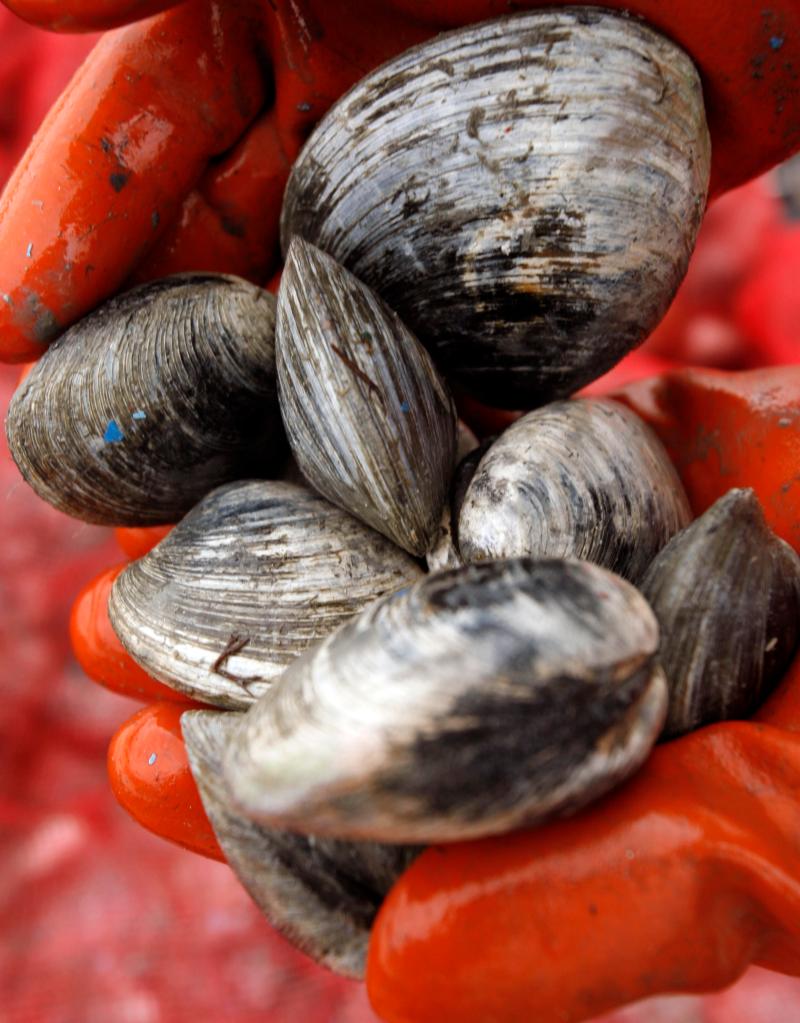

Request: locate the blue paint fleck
(399, 400), (410, 413)
(148, 752), (157, 766)
(770, 35), (784, 50)
(388, 587), (410, 602)
(132, 410), (146, 420)
(103, 419), (124, 443)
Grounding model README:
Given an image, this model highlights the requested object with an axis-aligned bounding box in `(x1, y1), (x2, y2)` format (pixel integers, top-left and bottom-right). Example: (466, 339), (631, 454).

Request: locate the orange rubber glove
(65, 365), (800, 1020)
(4, 1), (800, 1019)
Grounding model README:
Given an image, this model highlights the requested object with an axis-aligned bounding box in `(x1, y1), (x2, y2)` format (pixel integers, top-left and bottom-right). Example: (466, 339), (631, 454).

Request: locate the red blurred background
(1, 9), (799, 1021)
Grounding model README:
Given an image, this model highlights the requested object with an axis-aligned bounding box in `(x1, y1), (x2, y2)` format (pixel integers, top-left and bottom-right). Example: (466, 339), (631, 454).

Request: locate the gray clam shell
(109, 480), (423, 709)
(182, 711), (419, 979)
(6, 274), (281, 525)
(639, 488), (800, 737)
(224, 558), (667, 842)
(458, 398), (691, 582)
(277, 238), (457, 556)
(280, 8), (710, 408)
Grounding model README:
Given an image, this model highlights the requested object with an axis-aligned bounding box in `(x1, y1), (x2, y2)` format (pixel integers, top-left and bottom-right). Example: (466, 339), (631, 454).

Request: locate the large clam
(182, 710), (418, 979)
(224, 558), (667, 843)
(6, 274), (281, 525)
(457, 398), (691, 583)
(277, 238), (457, 556)
(640, 488), (800, 736)
(281, 8), (710, 407)
(109, 480), (423, 709)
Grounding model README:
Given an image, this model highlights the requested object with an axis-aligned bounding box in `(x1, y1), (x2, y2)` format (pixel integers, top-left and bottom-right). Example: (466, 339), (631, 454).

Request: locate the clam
(457, 398), (691, 583)
(277, 238), (457, 556)
(182, 710), (419, 979)
(224, 558), (667, 843)
(109, 480), (424, 709)
(639, 488), (800, 737)
(6, 274), (282, 525)
(280, 8), (710, 407)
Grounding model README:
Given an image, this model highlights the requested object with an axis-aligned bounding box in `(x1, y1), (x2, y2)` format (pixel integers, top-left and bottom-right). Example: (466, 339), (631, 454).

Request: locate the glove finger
(114, 524), (172, 560)
(2, 0), (183, 32)
(108, 701), (224, 860)
(0, 0), (270, 363)
(613, 365), (800, 553)
(129, 108), (298, 288)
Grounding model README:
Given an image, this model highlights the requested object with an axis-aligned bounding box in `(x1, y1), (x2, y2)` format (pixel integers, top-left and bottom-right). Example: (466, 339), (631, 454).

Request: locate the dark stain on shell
(6, 274), (283, 525)
(381, 662), (653, 821)
(224, 557), (667, 842)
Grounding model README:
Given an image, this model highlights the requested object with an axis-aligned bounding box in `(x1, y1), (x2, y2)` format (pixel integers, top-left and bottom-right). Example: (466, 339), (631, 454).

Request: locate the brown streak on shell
(276, 238), (457, 556)
(5, 274), (282, 525)
(108, 480), (424, 709)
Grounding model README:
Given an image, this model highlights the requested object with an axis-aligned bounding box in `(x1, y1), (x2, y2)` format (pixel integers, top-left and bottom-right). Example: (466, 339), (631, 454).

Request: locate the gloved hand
(66, 364), (800, 1021)
(4, 2), (800, 1021)
(1, 0), (799, 362)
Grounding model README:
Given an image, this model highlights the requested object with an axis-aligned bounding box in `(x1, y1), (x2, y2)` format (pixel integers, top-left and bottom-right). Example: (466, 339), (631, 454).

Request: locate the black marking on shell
(109, 480), (424, 709)
(280, 8), (710, 408)
(6, 274), (282, 525)
(457, 398), (691, 583)
(224, 557), (667, 842)
(639, 488), (800, 737)
(182, 710), (419, 979)
(276, 238), (457, 556)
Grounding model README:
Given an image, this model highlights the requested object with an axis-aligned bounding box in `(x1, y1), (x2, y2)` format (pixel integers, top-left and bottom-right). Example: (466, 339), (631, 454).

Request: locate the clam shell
(6, 274), (281, 525)
(639, 488), (800, 737)
(281, 9), (710, 407)
(109, 480), (424, 709)
(277, 238), (457, 556)
(224, 558), (667, 842)
(182, 710), (419, 979)
(458, 398), (691, 582)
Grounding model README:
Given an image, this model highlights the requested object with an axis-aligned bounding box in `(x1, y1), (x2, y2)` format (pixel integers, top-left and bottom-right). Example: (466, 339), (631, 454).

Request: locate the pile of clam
(6, 8), (800, 979)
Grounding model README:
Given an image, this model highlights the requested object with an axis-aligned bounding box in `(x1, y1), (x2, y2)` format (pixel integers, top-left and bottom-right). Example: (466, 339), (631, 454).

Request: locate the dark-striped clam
(457, 398), (691, 582)
(640, 488), (800, 737)
(6, 274), (281, 525)
(224, 558), (667, 843)
(182, 711), (419, 979)
(277, 238), (457, 556)
(281, 8), (710, 407)
(109, 480), (424, 709)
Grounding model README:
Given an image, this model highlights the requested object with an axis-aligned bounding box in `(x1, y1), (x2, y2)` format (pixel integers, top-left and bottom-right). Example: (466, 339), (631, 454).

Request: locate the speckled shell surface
(224, 558), (667, 842)
(639, 488), (800, 737)
(5, 274), (281, 525)
(280, 8), (710, 408)
(182, 711), (419, 979)
(458, 398), (691, 582)
(109, 480), (424, 709)
(277, 238), (456, 556)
